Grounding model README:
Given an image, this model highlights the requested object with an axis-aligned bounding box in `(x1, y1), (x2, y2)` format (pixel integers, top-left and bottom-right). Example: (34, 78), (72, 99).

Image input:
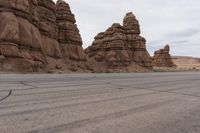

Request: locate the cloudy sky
(54, 0), (200, 57)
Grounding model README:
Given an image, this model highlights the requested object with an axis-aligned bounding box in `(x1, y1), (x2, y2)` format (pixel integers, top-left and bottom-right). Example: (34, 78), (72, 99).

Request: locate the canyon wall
(0, 0), (88, 73)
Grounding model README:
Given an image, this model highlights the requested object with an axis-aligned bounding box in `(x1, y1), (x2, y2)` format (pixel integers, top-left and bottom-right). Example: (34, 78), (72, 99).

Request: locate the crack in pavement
(0, 90), (12, 103)
(118, 84), (200, 98)
(20, 81), (38, 89)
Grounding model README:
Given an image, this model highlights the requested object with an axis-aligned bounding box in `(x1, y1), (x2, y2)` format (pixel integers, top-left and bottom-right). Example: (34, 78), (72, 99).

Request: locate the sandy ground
(0, 72), (200, 133)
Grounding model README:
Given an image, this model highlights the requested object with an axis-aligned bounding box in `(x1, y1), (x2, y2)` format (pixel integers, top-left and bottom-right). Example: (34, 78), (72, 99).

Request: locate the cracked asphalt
(0, 72), (200, 133)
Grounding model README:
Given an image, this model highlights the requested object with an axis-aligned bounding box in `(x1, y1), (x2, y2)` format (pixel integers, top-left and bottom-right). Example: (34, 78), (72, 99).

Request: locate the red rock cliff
(0, 0), (87, 73)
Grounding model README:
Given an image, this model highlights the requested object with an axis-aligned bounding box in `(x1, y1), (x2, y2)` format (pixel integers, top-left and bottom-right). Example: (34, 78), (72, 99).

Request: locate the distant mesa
(152, 45), (176, 67)
(85, 12), (152, 72)
(172, 56), (200, 70)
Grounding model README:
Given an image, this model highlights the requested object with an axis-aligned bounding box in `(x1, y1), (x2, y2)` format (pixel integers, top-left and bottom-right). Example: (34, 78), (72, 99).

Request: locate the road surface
(0, 72), (200, 133)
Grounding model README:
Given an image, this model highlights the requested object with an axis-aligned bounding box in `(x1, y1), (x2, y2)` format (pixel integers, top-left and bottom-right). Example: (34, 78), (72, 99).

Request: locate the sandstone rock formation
(56, 0), (86, 61)
(0, 0), (45, 72)
(0, 0), (87, 73)
(152, 45), (175, 67)
(85, 12), (152, 72)
(38, 0), (61, 58)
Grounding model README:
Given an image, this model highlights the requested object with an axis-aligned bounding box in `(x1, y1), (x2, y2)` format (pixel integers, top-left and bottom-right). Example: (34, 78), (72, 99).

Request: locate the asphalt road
(0, 72), (200, 133)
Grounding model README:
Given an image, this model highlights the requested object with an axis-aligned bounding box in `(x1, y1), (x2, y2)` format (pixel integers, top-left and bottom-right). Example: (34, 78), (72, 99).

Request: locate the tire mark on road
(1, 80), (198, 109)
(28, 99), (176, 133)
(0, 77), (197, 93)
(0, 91), (160, 117)
(0, 87), (141, 109)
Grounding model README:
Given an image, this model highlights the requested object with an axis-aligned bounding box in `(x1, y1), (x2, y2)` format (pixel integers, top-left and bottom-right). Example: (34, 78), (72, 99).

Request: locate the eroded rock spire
(85, 12), (152, 72)
(152, 44), (175, 67)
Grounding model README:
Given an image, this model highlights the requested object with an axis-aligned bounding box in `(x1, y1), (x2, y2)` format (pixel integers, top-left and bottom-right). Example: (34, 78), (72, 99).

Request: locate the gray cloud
(53, 0), (200, 57)
(165, 29), (199, 39)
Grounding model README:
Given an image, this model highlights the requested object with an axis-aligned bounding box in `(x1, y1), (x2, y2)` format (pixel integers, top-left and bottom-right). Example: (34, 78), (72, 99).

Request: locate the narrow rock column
(152, 45), (175, 67)
(56, 0), (86, 61)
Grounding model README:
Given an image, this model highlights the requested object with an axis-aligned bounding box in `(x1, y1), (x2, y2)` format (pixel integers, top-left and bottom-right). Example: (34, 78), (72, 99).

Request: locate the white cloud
(53, 0), (200, 57)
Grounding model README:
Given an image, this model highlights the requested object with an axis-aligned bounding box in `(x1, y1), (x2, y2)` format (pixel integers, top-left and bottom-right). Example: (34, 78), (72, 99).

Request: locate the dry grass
(153, 67), (200, 72)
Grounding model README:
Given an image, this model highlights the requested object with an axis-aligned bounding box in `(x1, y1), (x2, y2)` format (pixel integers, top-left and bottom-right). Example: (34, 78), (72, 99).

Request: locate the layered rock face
(0, 0), (87, 73)
(86, 12), (152, 72)
(0, 0), (45, 72)
(38, 0), (61, 58)
(152, 45), (175, 67)
(56, 0), (86, 61)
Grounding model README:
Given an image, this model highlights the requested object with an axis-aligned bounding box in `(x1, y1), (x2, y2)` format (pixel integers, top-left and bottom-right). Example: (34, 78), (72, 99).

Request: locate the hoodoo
(85, 12), (152, 72)
(1, 1), (172, 73)
(152, 45), (175, 67)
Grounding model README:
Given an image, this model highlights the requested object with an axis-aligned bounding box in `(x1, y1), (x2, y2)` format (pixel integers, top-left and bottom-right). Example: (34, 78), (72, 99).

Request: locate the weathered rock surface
(0, 1), (167, 73)
(38, 0), (61, 58)
(0, 0), (87, 73)
(152, 45), (175, 67)
(56, 0), (86, 61)
(0, 0), (45, 72)
(86, 12), (152, 72)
